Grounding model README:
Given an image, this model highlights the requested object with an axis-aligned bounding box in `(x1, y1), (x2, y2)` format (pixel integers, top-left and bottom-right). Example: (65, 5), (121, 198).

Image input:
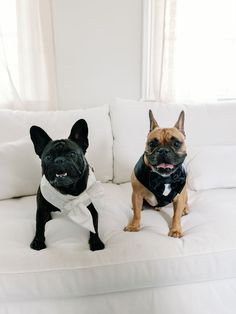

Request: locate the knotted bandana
(40, 168), (104, 233)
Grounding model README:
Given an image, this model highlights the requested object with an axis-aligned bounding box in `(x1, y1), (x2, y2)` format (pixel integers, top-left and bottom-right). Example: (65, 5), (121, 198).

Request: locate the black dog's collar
(134, 155), (186, 207)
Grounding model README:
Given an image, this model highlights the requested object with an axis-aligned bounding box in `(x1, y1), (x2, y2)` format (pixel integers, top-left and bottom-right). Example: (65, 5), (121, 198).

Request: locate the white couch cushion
(0, 138), (41, 200)
(0, 105), (113, 199)
(1, 183), (236, 301)
(186, 145), (236, 191)
(110, 98), (236, 183)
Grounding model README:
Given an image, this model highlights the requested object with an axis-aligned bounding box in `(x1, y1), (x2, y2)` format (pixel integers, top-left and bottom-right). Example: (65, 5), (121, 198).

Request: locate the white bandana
(40, 168), (104, 233)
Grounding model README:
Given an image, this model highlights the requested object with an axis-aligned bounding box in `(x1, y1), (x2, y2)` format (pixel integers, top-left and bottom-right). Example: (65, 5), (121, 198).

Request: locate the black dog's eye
(45, 154), (52, 161)
(68, 151), (77, 158)
(173, 140), (182, 149)
(149, 139), (159, 150)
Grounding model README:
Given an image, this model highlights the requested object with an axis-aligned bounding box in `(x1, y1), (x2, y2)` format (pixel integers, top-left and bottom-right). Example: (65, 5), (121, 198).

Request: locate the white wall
(52, 0), (143, 109)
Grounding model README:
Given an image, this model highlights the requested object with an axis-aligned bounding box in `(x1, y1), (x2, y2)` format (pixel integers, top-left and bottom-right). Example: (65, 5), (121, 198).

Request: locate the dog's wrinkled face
(30, 119), (89, 190)
(40, 139), (87, 188)
(144, 110), (187, 176)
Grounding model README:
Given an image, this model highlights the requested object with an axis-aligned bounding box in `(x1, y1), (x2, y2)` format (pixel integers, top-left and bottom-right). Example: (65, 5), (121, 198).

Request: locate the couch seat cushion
(0, 183), (236, 301)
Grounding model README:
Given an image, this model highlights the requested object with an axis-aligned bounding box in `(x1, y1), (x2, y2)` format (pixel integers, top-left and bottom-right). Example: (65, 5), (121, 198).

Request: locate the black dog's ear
(30, 126), (52, 158)
(68, 119), (89, 153)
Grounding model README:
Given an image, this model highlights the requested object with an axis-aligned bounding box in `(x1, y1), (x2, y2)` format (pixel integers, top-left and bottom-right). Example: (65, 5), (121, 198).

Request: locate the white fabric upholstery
(2, 279), (236, 314)
(187, 145), (236, 191)
(0, 137), (41, 199)
(0, 183), (236, 313)
(0, 105), (113, 199)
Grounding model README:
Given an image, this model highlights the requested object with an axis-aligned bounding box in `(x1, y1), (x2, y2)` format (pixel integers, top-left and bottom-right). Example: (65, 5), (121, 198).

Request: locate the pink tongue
(157, 163), (174, 169)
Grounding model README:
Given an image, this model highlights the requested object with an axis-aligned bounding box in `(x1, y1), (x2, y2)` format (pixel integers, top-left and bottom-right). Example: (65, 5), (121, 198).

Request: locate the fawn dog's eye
(149, 139), (159, 150)
(173, 139), (182, 149)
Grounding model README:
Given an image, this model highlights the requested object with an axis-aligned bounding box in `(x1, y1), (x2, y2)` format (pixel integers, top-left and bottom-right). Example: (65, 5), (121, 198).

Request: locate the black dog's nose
(54, 157), (65, 164)
(159, 148), (169, 156)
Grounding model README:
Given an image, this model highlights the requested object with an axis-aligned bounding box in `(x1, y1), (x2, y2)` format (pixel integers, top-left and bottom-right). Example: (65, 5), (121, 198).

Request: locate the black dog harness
(134, 155), (186, 207)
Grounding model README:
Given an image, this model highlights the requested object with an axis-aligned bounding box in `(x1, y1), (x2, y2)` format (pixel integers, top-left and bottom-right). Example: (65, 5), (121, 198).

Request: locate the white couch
(0, 99), (236, 314)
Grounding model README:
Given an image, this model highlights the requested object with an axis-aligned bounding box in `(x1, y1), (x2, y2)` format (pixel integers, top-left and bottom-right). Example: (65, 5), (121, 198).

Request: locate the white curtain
(154, 0), (236, 104)
(0, 0), (58, 110)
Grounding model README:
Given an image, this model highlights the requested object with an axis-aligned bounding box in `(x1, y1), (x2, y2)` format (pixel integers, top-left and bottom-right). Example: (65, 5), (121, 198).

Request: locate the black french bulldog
(30, 119), (105, 251)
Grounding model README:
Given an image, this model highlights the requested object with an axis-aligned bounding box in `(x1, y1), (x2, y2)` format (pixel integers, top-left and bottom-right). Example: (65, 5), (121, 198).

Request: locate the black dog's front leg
(87, 203), (105, 251)
(30, 207), (52, 250)
(30, 189), (52, 251)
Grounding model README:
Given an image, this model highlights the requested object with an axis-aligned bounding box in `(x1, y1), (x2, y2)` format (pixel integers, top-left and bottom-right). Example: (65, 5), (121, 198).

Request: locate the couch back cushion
(186, 145), (236, 191)
(110, 98), (236, 185)
(0, 105), (113, 199)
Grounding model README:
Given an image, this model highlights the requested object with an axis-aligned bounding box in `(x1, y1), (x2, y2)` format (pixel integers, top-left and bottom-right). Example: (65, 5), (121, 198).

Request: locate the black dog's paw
(30, 237), (46, 251)
(89, 236), (105, 251)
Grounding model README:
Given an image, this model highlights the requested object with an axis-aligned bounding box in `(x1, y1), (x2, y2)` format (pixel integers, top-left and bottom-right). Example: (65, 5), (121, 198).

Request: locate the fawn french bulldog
(125, 110), (188, 238)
